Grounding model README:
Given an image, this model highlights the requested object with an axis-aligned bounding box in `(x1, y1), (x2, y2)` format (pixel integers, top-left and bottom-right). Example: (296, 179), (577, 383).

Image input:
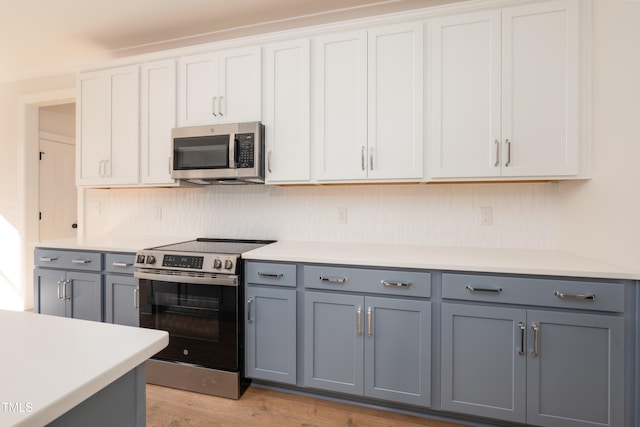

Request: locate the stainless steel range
(134, 238), (274, 399)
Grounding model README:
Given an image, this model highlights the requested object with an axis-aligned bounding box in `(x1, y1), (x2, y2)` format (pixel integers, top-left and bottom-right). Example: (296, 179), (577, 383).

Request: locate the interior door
(39, 137), (77, 241)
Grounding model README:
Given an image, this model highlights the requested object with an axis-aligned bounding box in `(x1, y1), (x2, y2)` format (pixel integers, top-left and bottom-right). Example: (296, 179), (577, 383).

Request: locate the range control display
(162, 255), (204, 269)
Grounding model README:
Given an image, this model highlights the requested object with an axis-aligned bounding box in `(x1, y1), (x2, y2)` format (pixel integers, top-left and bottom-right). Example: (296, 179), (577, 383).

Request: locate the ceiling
(0, 0), (463, 83)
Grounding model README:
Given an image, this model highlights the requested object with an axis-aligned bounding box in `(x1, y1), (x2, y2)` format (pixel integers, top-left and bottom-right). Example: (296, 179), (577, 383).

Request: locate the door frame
(18, 88), (78, 310)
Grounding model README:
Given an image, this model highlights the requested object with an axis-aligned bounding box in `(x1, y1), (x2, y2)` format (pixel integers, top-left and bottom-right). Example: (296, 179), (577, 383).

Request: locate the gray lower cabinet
(34, 268), (102, 321)
(304, 291), (431, 407)
(441, 303), (624, 427)
(245, 286), (297, 384)
(104, 253), (138, 326)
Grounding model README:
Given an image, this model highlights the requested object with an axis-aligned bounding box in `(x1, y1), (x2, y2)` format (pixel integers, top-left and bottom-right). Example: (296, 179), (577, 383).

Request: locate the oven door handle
(134, 270), (239, 287)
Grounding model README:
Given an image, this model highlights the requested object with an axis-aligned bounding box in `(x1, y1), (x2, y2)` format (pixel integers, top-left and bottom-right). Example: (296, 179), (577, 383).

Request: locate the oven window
(173, 135), (229, 170)
(139, 279), (239, 370)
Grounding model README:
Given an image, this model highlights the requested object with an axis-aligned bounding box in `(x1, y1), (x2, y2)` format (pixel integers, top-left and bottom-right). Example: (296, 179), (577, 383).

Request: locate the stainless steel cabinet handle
(554, 291), (595, 301)
(133, 288), (139, 309)
(466, 285), (502, 293)
(369, 147), (374, 171)
(104, 159), (111, 177)
(367, 307), (372, 337)
(505, 139), (511, 167)
(357, 306), (362, 336)
(247, 297), (253, 323)
(361, 146), (366, 171)
(99, 160), (104, 177)
(518, 322), (526, 356)
(39, 257), (58, 262)
(267, 151), (272, 174)
(531, 322), (539, 357)
(319, 276), (347, 284)
(63, 280), (71, 301)
(494, 139), (501, 167)
(382, 280), (412, 288)
(212, 96), (218, 116)
(112, 262), (132, 268)
(258, 272), (283, 279)
(71, 259), (91, 264)
(219, 96), (224, 116)
(57, 280), (63, 300)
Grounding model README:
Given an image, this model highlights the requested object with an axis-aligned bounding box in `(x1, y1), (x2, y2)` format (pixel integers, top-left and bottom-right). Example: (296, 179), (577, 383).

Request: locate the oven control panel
(134, 250), (240, 274)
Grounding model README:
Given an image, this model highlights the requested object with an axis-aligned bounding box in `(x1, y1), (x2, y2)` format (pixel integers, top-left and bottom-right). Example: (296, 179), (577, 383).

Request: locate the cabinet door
(177, 52), (219, 127)
(218, 46), (261, 124)
(77, 71), (108, 185)
(429, 10), (501, 179)
(104, 274), (139, 327)
(313, 31), (368, 181)
(245, 286), (297, 384)
(526, 310), (624, 427)
(67, 271), (103, 322)
(367, 23), (423, 180)
(33, 268), (66, 317)
(304, 292), (364, 395)
(107, 65), (140, 185)
(441, 303), (527, 423)
(501, 0), (579, 177)
(141, 59), (177, 185)
(364, 296), (431, 407)
(263, 39), (311, 183)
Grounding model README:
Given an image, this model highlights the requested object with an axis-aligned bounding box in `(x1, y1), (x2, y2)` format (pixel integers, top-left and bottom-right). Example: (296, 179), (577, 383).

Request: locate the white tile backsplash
(87, 182), (556, 249)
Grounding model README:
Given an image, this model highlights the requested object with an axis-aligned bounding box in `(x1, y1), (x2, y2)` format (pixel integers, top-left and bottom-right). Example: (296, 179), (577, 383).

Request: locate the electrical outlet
(87, 201), (100, 215)
(479, 207), (493, 225)
(337, 207), (347, 224)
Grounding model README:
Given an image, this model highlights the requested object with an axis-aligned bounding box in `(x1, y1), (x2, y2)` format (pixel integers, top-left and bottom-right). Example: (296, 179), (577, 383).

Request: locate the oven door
(138, 275), (239, 371)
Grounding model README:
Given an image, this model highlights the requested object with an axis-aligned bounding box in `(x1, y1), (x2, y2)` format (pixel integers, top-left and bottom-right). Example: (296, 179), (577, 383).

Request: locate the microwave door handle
(229, 133), (237, 168)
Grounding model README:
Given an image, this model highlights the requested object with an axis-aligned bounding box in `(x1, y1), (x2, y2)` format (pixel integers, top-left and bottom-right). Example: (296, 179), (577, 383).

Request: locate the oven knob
(224, 259), (233, 270)
(213, 258), (222, 269)
(146, 255), (156, 264)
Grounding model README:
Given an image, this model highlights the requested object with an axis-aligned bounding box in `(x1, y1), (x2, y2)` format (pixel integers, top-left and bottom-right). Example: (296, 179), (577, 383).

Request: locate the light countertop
(0, 310), (168, 427)
(31, 235), (194, 253)
(243, 240), (640, 280)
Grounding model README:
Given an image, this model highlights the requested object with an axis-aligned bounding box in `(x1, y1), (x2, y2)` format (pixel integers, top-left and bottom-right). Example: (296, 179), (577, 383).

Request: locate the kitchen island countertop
(0, 310), (168, 427)
(243, 240), (640, 280)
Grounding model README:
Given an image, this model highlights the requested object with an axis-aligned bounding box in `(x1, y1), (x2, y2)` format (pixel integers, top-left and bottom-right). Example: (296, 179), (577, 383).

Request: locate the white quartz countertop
(31, 235), (194, 253)
(0, 310), (168, 427)
(243, 241), (640, 280)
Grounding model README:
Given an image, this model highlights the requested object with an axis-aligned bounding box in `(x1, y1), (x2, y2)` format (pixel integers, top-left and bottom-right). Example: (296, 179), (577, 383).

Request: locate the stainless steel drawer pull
(39, 257), (58, 262)
(258, 272), (284, 279)
(356, 306), (362, 336)
(319, 276), (347, 284)
(71, 259), (91, 265)
(554, 291), (595, 300)
(247, 297), (253, 323)
(466, 285), (502, 293)
(133, 288), (139, 309)
(367, 307), (372, 337)
(112, 262), (132, 268)
(382, 280), (412, 288)
(531, 322), (540, 357)
(57, 280), (63, 300)
(518, 322), (526, 356)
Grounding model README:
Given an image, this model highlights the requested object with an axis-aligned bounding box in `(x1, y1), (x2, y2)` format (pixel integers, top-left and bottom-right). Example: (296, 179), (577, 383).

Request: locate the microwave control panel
(236, 133), (254, 168)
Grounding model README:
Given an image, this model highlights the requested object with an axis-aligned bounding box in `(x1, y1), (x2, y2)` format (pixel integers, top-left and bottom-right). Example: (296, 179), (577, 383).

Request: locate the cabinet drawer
(304, 265), (430, 298)
(105, 252), (136, 274)
(246, 262), (297, 287)
(442, 273), (625, 313)
(34, 248), (103, 272)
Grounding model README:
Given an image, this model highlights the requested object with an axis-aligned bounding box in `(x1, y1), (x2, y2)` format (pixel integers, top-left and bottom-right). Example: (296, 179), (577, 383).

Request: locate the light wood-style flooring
(146, 385), (470, 427)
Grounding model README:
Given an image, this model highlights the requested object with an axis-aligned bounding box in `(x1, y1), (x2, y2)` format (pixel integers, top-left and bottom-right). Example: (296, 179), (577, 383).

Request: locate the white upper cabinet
(77, 65), (140, 187)
(313, 22), (424, 182)
(429, 0), (581, 180)
(140, 59), (177, 185)
(177, 46), (261, 127)
(262, 39), (311, 184)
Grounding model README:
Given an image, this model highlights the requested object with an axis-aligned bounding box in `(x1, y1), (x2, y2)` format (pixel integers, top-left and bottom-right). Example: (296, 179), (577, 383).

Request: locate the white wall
(85, 182), (557, 249)
(556, 0), (640, 270)
(40, 103), (76, 138)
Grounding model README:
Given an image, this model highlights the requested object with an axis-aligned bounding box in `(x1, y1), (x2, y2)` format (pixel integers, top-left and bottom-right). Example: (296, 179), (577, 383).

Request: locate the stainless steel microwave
(170, 122), (265, 185)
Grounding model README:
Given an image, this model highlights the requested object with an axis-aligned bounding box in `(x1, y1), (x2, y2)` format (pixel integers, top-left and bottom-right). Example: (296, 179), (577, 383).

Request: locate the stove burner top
(152, 238), (275, 255)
